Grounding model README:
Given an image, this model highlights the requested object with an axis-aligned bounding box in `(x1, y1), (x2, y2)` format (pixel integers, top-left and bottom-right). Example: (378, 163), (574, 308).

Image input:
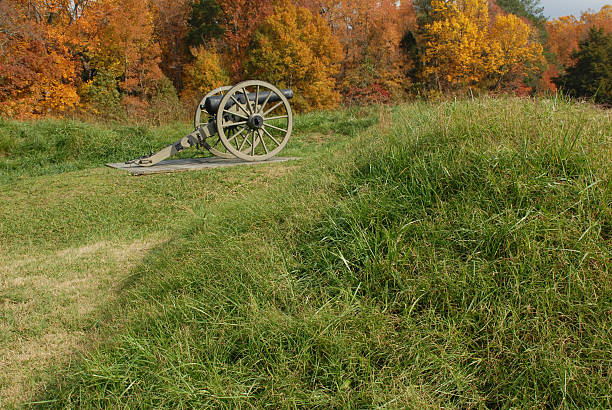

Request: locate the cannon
(127, 80), (294, 166)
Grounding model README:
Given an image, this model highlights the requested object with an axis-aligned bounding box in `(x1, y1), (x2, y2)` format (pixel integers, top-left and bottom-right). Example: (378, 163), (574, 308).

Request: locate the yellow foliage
(181, 46), (231, 100)
(423, 0), (544, 90)
(424, 0), (491, 86)
(489, 14), (545, 86)
(244, 1), (342, 112)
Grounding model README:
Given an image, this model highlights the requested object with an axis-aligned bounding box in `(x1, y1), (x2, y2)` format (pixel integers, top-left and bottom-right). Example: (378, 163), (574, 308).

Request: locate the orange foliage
(80, 0), (162, 96)
(244, 1), (342, 111)
(544, 6), (611, 91)
(150, 0), (191, 88)
(296, 0), (417, 103)
(217, 0), (274, 79)
(1, 0), (605, 119)
(547, 6), (611, 67)
(0, 0), (79, 118)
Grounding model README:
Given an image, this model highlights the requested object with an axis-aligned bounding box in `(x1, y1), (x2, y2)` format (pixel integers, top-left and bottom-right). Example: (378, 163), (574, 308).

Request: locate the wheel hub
(248, 114), (264, 129)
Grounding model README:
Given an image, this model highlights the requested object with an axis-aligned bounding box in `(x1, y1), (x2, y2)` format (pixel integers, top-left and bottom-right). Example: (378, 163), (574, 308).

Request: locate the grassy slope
(2, 98), (611, 407)
(0, 108), (374, 407)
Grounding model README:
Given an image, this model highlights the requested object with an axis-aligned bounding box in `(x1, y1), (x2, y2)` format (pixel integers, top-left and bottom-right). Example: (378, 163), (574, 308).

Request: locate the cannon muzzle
(204, 89), (293, 115)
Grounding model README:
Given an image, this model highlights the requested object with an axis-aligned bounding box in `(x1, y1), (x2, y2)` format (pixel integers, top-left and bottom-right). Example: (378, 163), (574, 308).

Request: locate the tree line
(0, 0), (610, 120)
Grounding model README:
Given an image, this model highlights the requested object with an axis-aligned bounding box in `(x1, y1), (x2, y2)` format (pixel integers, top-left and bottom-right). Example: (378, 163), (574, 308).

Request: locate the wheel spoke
(262, 127), (281, 147)
(226, 126), (246, 144)
(262, 101), (283, 118)
(238, 131), (250, 151)
(251, 131), (255, 156)
(242, 88), (252, 115)
(258, 90), (275, 114)
(264, 115), (288, 121)
(264, 123), (288, 133)
(259, 129), (268, 154)
(230, 95), (250, 117)
(229, 111), (249, 120)
(223, 120), (247, 127)
(254, 85), (260, 113)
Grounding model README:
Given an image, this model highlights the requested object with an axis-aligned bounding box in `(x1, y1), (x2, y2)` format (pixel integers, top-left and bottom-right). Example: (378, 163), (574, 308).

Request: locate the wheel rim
(195, 85), (257, 159)
(216, 80), (293, 161)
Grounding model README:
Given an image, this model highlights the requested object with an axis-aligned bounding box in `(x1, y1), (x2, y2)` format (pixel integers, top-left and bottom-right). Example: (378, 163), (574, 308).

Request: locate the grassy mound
(0, 119), (187, 179)
(0, 109), (372, 181)
(7, 98), (611, 407)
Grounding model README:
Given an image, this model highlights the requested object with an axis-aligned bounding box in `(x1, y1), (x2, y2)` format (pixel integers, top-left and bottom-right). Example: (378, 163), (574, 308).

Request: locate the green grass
(1, 98), (610, 408)
(0, 108), (373, 182)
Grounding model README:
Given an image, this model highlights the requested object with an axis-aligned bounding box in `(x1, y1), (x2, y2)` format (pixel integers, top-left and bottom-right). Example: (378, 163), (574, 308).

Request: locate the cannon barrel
(204, 89), (293, 115)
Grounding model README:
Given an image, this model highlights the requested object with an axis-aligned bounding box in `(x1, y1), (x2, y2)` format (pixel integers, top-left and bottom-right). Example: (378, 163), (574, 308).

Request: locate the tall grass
(24, 97), (612, 407)
(0, 108), (374, 182)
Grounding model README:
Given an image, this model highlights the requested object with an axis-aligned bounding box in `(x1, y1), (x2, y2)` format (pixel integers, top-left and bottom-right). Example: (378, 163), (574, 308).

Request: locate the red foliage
(344, 84), (392, 105)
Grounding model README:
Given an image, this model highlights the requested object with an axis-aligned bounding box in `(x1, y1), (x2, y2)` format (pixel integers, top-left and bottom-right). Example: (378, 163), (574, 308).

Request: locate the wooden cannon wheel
(194, 86), (259, 158)
(216, 80), (293, 162)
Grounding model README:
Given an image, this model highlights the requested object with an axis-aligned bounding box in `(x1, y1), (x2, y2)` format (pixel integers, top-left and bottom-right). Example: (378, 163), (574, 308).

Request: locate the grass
(0, 97), (610, 407)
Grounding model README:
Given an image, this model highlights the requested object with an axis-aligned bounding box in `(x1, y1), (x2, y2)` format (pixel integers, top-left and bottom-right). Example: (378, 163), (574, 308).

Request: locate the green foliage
(149, 75), (181, 125)
(79, 69), (123, 119)
(496, 0), (544, 22)
(400, 29), (422, 82)
(555, 27), (612, 105)
(185, 0), (224, 48)
(414, 0), (434, 26)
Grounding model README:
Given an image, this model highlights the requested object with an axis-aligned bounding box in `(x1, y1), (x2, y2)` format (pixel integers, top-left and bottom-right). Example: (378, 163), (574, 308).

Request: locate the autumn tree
(423, 0), (491, 89)
(488, 13), (544, 89)
(547, 6), (612, 68)
(181, 46), (230, 102)
(214, 0), (274, 79)
(244, 1), (342, 111)
(0, 0), (79, 117)
(423, 0), (543, 92)
(544, 5), (612, 91)
(151, 0), (192, 90)
(75, 0), (163, 118)
(554, 27), (612, 105)
(296, 0), (417, 103)
(546, 16), (586, 68)
(347, 0), (417, 102)
(581, 5), (612, 33)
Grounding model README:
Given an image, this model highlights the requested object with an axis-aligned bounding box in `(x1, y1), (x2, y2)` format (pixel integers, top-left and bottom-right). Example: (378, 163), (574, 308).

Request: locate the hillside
(0, 98), (610, 408)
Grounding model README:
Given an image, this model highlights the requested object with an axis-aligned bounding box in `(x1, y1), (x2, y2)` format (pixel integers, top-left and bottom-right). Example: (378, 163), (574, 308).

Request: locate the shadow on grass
(31, 98), (612, 408)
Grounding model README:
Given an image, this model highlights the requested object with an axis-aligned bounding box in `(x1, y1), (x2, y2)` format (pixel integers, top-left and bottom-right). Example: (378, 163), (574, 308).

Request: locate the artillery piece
(128, 80), (294, 166)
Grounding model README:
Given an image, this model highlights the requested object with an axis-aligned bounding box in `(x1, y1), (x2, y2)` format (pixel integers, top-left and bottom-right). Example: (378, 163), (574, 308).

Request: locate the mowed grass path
(1, 98), (611, 407)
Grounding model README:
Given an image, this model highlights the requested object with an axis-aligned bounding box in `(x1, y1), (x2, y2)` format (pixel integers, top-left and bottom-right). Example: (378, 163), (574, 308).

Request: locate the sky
(540, 0), (610, 18)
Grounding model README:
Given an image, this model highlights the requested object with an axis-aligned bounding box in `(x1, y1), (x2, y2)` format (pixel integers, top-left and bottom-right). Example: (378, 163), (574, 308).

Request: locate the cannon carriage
(128, 80), (293, 166)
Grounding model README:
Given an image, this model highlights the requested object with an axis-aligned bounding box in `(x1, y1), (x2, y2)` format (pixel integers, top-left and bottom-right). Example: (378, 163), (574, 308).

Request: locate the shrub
(555, 27), (612, 105)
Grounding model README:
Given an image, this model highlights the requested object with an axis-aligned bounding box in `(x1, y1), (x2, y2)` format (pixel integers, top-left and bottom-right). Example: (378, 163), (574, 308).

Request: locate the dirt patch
(303, 133), (333, 143)
(0, 236), (166, 407)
